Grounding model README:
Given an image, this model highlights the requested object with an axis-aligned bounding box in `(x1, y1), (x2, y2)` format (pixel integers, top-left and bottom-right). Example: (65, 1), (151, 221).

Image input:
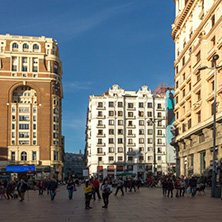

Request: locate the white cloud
(63, 81), (94, 92)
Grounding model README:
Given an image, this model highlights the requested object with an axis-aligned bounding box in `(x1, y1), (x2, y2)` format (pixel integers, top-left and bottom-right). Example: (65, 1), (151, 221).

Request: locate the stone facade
(172, 0), (222, 176)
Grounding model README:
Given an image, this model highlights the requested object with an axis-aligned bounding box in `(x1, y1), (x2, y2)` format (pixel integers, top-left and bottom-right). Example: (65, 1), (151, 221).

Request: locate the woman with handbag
(84, 180), (93, 209)
(67, 179), (75, 200)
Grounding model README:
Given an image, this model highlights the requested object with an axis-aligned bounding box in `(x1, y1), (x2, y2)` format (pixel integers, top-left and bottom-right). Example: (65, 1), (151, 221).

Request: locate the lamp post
(198, 54), (222, 197)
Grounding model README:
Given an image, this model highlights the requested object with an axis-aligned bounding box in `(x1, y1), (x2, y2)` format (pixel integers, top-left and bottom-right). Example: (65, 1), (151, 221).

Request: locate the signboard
(83, 169), (89, 177)
(6, 166), (35, 172)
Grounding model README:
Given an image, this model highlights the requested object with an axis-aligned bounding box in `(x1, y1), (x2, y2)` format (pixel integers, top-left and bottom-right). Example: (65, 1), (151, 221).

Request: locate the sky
(1, 0), (175, 154)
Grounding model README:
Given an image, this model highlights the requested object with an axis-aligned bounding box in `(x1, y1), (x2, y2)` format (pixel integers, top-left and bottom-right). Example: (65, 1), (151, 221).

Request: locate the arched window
(21, 151), (27, 161)
(12, 43), (18, 49)
(23, 44), (29, 49)
(33, 44), (39, 50)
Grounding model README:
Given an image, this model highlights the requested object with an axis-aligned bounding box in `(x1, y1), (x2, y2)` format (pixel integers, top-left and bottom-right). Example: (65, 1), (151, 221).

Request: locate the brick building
(0, 34), (64, 180)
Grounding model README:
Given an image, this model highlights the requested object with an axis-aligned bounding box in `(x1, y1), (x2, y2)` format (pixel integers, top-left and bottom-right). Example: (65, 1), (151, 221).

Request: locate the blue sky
(1, 0), (175, 153)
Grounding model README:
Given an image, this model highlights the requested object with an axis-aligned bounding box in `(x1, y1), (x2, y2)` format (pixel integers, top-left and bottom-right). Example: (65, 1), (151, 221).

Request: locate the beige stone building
(172, 0), (222, 176)
(0, 34), (64, 180)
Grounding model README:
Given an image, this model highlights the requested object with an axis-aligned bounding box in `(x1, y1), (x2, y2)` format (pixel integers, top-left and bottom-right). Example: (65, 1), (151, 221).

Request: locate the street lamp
(198, 54), (222, 198)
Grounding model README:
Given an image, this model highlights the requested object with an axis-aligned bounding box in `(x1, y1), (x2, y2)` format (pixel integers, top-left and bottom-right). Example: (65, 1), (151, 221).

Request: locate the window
(157, 130), (162, 135)
(157, 103), (162, 109)
(118, 111), (123, 116)
(139, 147), (144, 152)
(118, 129), (123, 135)
(128, 103), (133, 108)
(147, 121), (152, 126)
(32, 151), (36, 161)
(211, 15), (215, 28)
(139, 103), (143, 108)
(23, 43), (29, 50)
(21, 151), (27, 161)
(19, 124), (29, 130)
(118, 156), (123, 161)
(98, 139), (102, 144)
(148, 138), (152, 144)
(189, 82), (191, 91)
(211, 102), (217, 115)
(118, 120), (123, 125)
(158, 156), (162, 161)
(147, 103), (152, 108)
(176, 81), (178, 89)
(183, 88), (186, 97)
(12, 57), (18, 71)
(98, 157), (102, 162)
(157, 121), (162, 126)
(33, 116), (37, 122)
(197, 91), (201, 101)
(157, 112), (162, 118)
(98, 102), (103, 107)
(118, 138), (123, 144)
(19, 132), (29, 138)
(54, 151), (58, 161)
(109, 120), (114, 125)
(33, 44), (39, 50)
(139, 156), (144, 161)
(128, 112), (133, 117)
(128, 139), (133, 144)
(97, 148), (103, 153)
(148, 129), (153, 135)
(12, 132), (15, 138)
(157, 148), (162, 153)
(196, 51), (201, 63)
(211, 81), (214, 91)
(139, 138), (144, 144)
(157, 139), (162, 144)
(139, 129), (144, 135)
(12, 43), (18, 49)
(109, 156), (114, 162)
(33, 58), (38, 72)
(182, 56), (185, 66)
(118, 147), (123, 153)
(98, 120), (103, 126)
(12, 124), (15, 130)
(147, 112), (152, 117)
(197, 111), (201, 123)
(176, 96), (178, 104)
(118, 102), (123, 107)
(196, 72), (200, 82)
(109, 102), (114, 107)
(128, 121), (133, 126)
(211, 36), (216, 46)
(33, 124), (36, 130)
(109, 138), (114, 144)
(109, 147), (114, 153)
(175, 66), (178, 74)
(98, 130), (103, 135)
(109, 111), (114, 116)
(139, 120), (144, 126)
(53, 133), (58, 139)
(11, 152), (15, 161)
(138, 111), (144, 117)
(182, 123), (186, 133)
(128, 130), (133, 135)
(33, 132), (37, 138)
(128, 156), (133, 161)
(148, 156), (152, 161)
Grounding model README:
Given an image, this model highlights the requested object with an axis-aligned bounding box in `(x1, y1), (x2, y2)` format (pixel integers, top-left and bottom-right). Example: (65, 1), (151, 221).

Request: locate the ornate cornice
(172, 0), (195, 40)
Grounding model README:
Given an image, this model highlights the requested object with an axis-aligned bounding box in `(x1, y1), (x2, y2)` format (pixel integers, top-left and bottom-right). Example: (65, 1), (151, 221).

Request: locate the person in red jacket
(92, 178), (101, 200)
(37, 179), (45, 195)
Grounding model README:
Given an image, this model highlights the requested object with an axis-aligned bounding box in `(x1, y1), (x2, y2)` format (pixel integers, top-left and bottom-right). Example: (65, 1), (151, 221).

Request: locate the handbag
(73, 186), (77, 192)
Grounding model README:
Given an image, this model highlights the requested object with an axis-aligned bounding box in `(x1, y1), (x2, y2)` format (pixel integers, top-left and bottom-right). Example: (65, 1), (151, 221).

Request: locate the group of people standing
(161, 176), (205, 198)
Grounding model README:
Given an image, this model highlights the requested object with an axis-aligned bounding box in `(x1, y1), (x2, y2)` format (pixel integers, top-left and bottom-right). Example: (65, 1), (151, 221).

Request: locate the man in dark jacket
(189, 177), (197, 197)
(48, 179), (58, 201)
(17, 179), (27, 202)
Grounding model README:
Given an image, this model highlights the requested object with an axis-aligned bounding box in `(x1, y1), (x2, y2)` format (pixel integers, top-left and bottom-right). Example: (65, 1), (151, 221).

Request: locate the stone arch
(8, 82), (41, 104)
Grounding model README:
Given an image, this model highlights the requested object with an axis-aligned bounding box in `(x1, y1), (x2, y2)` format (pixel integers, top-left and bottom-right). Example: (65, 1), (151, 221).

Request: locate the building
(0, 34), (64, 180)
(172, 0), (222, 176)
(154, 84), (176, 172)
(64, 152), (84, 178)
(84, 84), (167, 180)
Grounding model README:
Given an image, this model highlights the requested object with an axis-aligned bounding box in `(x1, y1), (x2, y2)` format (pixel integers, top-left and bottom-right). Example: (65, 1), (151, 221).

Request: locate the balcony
(97, 115), (106, 119)
(127, 107), (136, 111)
(127, 125), (136, 128)
(97, 134), (106, 137)
(96, 106), (106, 110)
(157, 134), (165, 137)
(96, 124), (105, 128)
(127, 143), (136, 147)
(97, 143), (106, 147)
(127, 134), (136, 137)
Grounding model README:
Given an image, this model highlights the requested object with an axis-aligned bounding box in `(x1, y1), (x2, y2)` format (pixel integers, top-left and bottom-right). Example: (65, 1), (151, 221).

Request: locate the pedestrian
(92, 177), (101, 200)
(84, 180), (93, 209)
(137, 177), (142, 190)
(115, 178), (124, 196)
(167, 179), (174, 198)
(6, 181), (15, 200)
(0, 184), (7, 199)
(175, 178), (181, 198)
(124, 177), (129, 192)
(162, 179), (167, 197)
(67, 179), (75, 200)
(189, 177), (197, 197)
(101, 180), (113, 208)
(180, 178), (185, 197)
(48, 179), (58, 201)
(37, 179), (45, 195)
(17, 179), (27, 202)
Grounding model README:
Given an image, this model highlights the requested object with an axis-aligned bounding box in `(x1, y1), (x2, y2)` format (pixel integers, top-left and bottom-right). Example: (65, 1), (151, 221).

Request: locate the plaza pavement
(0, 185), (221, 222)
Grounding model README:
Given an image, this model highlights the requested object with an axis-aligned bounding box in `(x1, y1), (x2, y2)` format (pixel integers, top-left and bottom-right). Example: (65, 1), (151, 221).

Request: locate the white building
(85, 84), (167, 180)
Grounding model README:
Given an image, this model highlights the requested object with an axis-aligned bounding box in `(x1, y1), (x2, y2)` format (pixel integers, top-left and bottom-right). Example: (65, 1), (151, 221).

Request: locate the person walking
(115, 178), (124, 196)
(48, 179), (58, 201)
(6, 181), (15, 200)
(67, 179), (75, 200)
(17, 179), (27, 202)
(101, 180), (113, 208)
(189, 177), (197, 197)
(167, 179), (174, 198)
(180, 178), (185, 197)
(92, 177), (101, 200)
(84, 180), (93, 209)
(162, 179), (167, 197)
(124, 177), (129, 192)
(37, 179), (45, 195)
(175, 178), (181, 198)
